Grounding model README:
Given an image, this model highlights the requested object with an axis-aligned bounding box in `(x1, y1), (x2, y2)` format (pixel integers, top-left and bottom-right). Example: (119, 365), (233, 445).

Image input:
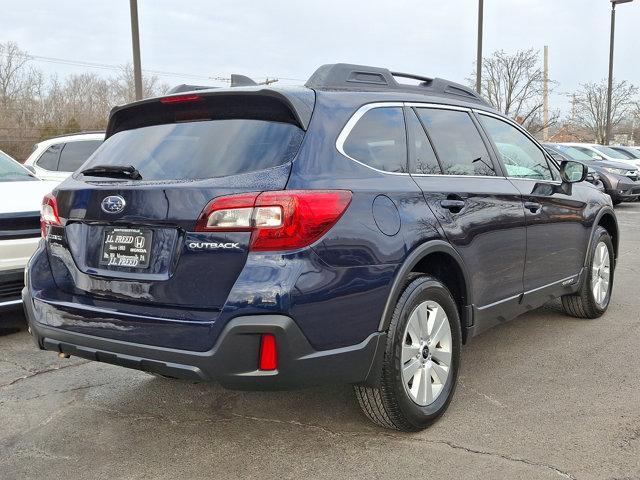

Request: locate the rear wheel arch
(380, 241), (472, 343)
(595, 209), (618, 263)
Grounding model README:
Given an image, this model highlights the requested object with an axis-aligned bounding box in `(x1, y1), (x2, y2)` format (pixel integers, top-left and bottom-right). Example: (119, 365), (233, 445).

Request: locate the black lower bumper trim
(23, 288), (385, 390)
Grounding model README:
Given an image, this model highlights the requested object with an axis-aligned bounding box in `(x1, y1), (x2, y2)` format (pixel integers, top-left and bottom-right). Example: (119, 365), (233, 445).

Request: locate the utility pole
(605, 2), (617, 145)
(606, 0), (634, 145)
(129, 0), (143, 101)
(476, 0), (484, 94)
(543, 45), (549, 141)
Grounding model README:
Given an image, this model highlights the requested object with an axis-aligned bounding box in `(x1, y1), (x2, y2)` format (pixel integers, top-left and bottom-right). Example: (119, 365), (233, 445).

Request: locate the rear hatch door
(46, 89), (313, 311)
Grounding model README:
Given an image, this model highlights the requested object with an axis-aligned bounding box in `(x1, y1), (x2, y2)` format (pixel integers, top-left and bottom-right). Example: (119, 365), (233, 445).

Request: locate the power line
(0, 51), (304, 84)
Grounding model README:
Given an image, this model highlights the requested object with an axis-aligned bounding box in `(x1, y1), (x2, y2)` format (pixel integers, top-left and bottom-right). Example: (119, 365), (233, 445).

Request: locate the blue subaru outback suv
(23, 64), (618, 431)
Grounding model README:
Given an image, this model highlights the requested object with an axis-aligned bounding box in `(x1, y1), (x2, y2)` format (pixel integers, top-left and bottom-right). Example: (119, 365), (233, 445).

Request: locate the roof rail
(305, 63), (488, 105)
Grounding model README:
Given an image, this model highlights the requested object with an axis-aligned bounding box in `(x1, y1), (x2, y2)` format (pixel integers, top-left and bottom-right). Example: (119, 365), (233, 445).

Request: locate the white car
(0, 149), (58, 309)
(560, 142), (640, 170)
(24, 132), (104, 182)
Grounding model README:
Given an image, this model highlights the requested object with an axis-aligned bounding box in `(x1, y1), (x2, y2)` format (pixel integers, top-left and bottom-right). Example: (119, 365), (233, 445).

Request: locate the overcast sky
(3, 0), (640, 114)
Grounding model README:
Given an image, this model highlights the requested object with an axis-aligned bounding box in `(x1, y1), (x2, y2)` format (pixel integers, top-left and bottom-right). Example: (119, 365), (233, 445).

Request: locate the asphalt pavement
(1, 203), (639, 480)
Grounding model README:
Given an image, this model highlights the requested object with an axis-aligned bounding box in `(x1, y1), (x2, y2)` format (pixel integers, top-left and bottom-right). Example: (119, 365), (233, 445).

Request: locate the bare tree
(470, 48), (559, 134)
(0, 41), (42, 106)
(0, 41), (46, 159)
(110, 64), (168, 105)
(570, 80), (637, 144)
(0, 41), (169, 159)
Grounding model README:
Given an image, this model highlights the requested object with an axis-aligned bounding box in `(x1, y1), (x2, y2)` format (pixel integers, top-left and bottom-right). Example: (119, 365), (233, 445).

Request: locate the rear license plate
(100, 227), (153, 269)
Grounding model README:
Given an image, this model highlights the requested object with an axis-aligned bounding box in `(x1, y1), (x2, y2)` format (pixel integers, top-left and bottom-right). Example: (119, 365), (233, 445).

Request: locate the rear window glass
(593, 145), (631, 160)
(416, 108), (495, 176)
(406, 108), (441, 174)
(36, 144), (62, 170)
(81, 120), (304, 181)
(342, 107), (407, 173)
(59, 140), (102, 172)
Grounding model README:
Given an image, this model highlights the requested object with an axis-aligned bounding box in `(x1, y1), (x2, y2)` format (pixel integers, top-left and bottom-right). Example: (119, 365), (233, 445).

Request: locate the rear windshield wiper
(80, 165), (142, 180)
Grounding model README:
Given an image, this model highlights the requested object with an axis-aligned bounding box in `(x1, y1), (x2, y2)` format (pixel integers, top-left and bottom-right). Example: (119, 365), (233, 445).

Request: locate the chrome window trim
(505, 177), (562, 186)
(335, 102), (505, 178)
(411, 173), (506, 179)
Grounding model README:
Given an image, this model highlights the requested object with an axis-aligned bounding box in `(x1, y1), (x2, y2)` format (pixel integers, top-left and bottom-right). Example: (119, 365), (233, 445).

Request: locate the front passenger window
(479, 115), (554, 181)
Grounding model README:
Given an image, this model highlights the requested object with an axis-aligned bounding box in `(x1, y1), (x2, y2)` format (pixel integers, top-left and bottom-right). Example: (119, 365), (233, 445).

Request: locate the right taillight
(195, 190), (352, 251)
(41, 193), (61, 238)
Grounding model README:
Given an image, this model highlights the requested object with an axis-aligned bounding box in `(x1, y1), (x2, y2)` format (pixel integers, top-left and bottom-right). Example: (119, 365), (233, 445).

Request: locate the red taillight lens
(195, 190), (352, 251)
(258, 334), (277, 371)
(251, 191), (351, 251)
(40, 193), (61, 238)
(159, 94), (202, 104)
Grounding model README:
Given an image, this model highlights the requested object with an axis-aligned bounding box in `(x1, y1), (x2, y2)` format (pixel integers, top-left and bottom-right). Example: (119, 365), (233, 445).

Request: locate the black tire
(354, 275), (462, 431)
(561, 226), (614, 319)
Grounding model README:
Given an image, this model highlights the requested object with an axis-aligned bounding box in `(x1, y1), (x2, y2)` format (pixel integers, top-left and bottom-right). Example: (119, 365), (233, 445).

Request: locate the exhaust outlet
(58, 352), (70, 359)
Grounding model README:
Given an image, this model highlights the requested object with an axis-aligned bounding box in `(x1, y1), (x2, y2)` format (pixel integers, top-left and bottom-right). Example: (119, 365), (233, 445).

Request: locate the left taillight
(195, 190), (352, 251)
(41, 193), (61, 238)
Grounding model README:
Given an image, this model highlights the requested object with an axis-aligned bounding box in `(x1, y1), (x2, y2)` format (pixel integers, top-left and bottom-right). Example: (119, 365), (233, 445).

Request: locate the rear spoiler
(106, 87), (316, 138)
(166, 75), (258, 94)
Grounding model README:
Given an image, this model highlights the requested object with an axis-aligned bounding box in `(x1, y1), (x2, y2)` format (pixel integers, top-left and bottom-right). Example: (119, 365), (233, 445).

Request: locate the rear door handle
(440, 199), (466, 211)
(524, 201), (542, 213)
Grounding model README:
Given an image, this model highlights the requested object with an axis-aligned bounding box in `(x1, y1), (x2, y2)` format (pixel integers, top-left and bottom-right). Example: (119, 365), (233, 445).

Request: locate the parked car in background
(24, 64), (618, 431)
(561, 142), (640, 170)
(609, 146), (640, 162)
(543, 145), (604, 192)
(0, 149), (58, 310)
(24, 132), (104, 182)
(545, 143), (639, 204)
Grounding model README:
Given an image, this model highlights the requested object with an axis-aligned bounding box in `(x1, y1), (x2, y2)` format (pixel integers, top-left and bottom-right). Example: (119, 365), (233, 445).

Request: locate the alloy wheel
(401, 300), (453, 406)
(591, 241), (611, 307)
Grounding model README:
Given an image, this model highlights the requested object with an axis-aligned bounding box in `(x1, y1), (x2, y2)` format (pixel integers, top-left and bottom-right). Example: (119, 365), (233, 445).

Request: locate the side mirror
(24, 165), (37, 175)
(560, 160), (587, 183)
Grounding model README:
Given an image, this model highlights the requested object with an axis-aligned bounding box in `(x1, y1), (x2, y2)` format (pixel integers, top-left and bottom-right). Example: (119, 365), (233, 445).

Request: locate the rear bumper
(23, 288), (385, 390)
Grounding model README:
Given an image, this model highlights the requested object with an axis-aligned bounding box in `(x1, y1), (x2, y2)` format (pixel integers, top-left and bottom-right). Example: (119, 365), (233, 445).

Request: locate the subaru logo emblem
(101, 195), (126, 214)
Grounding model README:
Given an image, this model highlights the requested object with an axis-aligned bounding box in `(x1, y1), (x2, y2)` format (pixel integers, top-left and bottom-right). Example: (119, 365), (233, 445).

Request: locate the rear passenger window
(36, 144), (62, 170)
(406, 108), (441, 175)
(58, 140), (102, 172)
(416, 108), (495, 176)
(342, 107), (407, 173)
